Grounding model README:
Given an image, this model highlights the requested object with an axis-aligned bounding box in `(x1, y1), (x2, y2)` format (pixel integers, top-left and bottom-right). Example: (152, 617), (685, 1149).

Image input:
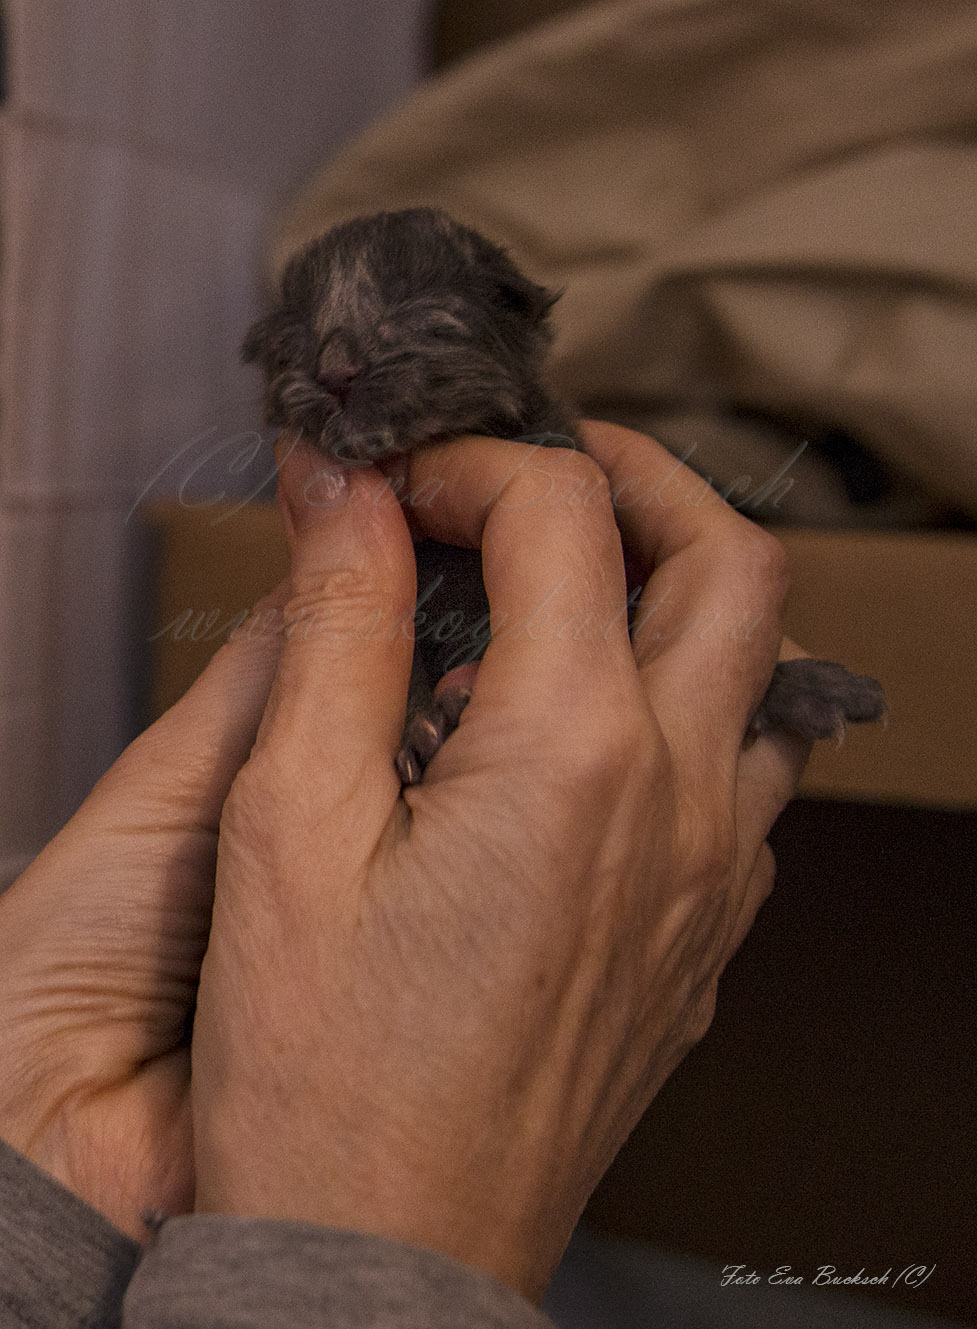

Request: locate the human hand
(190, 423), (810, 1300)
(0, 580), (287, 1240)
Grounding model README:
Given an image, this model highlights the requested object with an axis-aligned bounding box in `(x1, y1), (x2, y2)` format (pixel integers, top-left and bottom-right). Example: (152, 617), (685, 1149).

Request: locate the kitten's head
(242, 208), (561, 461)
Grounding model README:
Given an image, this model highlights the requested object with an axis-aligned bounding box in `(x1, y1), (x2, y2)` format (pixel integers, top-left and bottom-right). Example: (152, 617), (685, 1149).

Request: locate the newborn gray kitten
(243, 207), (885, 782)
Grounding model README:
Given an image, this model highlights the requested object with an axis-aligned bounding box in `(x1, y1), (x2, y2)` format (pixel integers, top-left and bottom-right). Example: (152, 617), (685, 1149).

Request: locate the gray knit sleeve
(124, 1215), (556, 1329)
(0, 1136), (554, 1329)
(0, 1135), (141, 1328)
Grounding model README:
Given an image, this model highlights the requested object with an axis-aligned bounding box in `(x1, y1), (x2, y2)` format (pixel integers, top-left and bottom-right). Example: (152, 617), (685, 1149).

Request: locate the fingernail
(275, 435), (349, 533)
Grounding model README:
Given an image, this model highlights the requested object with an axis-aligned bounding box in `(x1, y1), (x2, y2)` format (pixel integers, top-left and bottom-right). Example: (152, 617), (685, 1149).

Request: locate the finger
(251, 437), (416, 806)
(732, 633), (814, 866)
(737, 724), (810, 844)
(725, 842), (778, 959)
(578, 420), (789, 768)
(399, 435), (645, 752)
(13, 582), (290, 933)
(83, 580), (290, 835)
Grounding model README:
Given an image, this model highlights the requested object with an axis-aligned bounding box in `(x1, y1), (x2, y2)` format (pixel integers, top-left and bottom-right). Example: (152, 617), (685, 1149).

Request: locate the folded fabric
(270, 0), (977, 526)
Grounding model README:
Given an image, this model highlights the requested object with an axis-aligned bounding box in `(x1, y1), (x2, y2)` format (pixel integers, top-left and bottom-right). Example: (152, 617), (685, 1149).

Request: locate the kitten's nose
(316, 365), (361, 405)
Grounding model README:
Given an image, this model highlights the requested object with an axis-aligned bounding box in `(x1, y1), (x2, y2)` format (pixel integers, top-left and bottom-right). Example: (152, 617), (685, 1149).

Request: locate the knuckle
(747, 523), (790, 589)
(501, 446), (609, 511)
(683, 982), (720, 1049)
(729, 520), (791, 602)
(222, 756), (277, 840)
(561, 447), (608, 492)
(290, 562), (375, 609)
(562, 450), (614, 513)
(558, 701), (653, 795)
(678, 812), (737, 892)
(221, 753), (307, 873)
(283, 564), (401, 641)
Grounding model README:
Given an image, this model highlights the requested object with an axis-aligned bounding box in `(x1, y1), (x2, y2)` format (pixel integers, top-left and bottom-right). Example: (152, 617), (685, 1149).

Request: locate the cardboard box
(143, 501), (977, 810)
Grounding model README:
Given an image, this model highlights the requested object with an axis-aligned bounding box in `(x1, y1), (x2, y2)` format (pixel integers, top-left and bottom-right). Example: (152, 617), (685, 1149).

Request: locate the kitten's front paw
(748, 658), (886, 743)
(396, 687), (472, 785)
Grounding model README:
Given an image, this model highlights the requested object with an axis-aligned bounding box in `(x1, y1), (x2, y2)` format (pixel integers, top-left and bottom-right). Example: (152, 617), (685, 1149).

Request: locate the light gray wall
(0, 0), (428, 881)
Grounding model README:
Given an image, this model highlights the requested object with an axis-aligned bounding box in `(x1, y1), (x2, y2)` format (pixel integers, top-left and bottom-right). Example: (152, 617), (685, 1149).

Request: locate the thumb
(248, 438), (416, 815)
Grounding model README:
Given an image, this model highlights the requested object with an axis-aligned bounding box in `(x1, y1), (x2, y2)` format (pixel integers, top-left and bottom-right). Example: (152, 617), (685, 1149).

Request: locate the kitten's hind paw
(396, 686), (472, 785)
(748, 658), (886, 743)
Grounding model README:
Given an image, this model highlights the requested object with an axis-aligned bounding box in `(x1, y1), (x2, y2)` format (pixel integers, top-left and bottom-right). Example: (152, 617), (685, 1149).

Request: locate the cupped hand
(0, 578), (287, 1239)
(191, 422), (810, 1301)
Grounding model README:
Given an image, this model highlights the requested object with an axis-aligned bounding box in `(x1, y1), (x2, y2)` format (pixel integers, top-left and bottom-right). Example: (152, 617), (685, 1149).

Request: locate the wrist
(193, 1138), (561, 1303)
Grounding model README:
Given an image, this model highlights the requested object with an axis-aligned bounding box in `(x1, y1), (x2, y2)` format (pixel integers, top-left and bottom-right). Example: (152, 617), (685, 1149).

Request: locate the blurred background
(1, 3), (975, 1325)
(0, 0), (428, 877)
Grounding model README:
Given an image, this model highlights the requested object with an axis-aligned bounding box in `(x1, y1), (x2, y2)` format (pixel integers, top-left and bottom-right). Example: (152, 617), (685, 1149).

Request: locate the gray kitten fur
(243, 207), (885, 780)
(242, 207), (575, 463)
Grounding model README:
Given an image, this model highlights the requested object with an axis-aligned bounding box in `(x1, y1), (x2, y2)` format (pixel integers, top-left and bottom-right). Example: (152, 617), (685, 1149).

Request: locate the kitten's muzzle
(316, 330), (364, 407)
(316, 365), (361, 406)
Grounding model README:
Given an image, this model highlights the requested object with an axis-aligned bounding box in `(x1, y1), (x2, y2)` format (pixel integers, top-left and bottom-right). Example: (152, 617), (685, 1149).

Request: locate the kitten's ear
(498, 277), (562, 324)
(241, 313), (275, 364)
(241, 310), (297, 365)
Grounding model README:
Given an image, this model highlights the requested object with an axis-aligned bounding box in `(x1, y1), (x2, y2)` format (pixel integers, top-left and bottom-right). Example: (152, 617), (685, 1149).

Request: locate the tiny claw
(396, 746), (423, 786)
(395, 685), (474, 786)
(407, 716), (442, 764)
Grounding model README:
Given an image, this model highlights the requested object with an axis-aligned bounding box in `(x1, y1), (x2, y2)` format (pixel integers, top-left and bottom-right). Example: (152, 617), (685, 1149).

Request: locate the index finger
(398, 435), (652, 765)
(578, 421), (790, 765)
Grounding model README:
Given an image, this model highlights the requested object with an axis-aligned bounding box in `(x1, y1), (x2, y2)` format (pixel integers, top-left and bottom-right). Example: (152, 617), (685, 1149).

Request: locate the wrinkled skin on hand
(191, 423), (812, 1300)
(0, 582), (288, 1240)
(0, 422), (812, 1297)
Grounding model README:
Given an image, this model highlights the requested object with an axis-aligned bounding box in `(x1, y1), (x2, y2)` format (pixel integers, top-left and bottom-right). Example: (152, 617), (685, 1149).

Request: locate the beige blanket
(271, 0), (977, 526)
